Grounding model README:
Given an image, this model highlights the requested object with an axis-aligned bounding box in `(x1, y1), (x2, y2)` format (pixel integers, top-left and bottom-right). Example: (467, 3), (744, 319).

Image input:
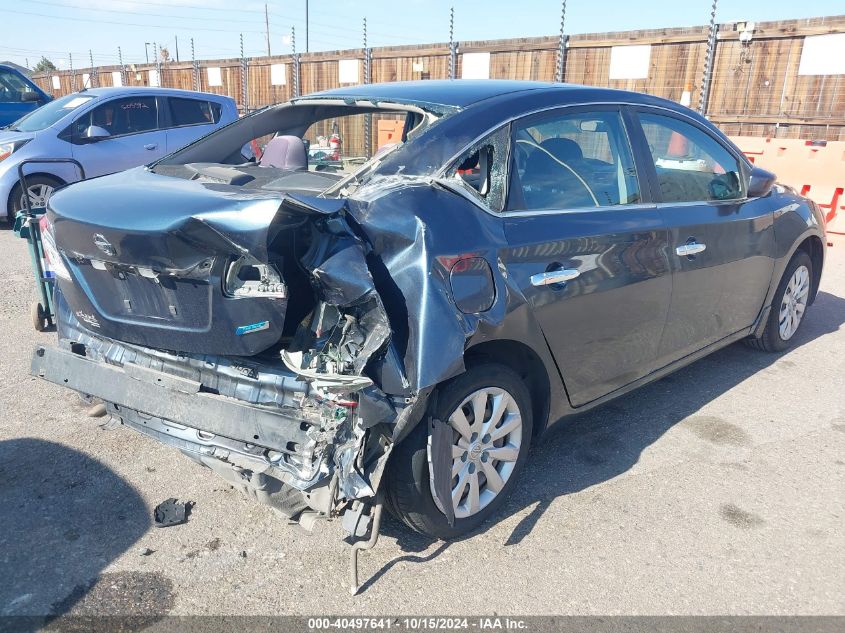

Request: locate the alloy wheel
(446, 387), (523, 519)
(778, 264), (810, 341)
(21, 184), (55, 211)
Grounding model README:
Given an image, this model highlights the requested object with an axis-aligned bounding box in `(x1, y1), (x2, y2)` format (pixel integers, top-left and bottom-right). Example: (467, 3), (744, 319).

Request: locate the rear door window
(637, 112), (744, 203)
(508, 109), (640, 212)
(168, 98), (221, 127)
(72, 96), (159, 139)
(444, 126), (510, 212)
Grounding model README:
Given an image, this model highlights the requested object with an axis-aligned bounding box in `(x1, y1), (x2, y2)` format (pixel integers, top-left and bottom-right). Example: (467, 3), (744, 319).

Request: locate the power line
(27, 0), (268, 27)
(49, 0), (269, 15)
(5, 8), (267, 34)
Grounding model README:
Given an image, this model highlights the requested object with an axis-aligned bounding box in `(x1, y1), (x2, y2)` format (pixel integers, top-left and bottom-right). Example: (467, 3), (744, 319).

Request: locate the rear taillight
(39, 216), (72, 282)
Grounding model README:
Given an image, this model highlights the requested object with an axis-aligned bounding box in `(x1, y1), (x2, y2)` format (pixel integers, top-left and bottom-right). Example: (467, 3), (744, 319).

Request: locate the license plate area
(76, 262), (212, 328)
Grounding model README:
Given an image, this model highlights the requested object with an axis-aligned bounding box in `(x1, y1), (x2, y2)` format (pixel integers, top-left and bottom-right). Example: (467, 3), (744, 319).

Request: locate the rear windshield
(11, 93), (95, 132)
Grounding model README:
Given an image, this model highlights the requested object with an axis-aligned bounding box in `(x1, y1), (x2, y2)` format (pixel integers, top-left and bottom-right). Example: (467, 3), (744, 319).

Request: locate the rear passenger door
(630, 108), (775, 365)
(163, 97), (223, 152)
(501, 106), (672, 407)
(69, 95), (166, 177)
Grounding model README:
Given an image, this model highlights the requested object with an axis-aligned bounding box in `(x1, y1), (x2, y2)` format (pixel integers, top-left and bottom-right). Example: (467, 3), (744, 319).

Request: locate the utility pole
(265, 3), (271, 56)
(305, 0), (310, 53)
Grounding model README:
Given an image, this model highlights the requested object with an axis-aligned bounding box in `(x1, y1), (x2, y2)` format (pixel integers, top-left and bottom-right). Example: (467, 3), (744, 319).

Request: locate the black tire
(31, 302), (47, 332)
(385, 362), (533, 539)
(7, 175), (63, 224)
(745, 250), (813, 352)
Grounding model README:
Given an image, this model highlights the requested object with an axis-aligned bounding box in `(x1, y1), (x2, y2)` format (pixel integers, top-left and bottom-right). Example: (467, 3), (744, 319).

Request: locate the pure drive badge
(235, 321), (269, 336)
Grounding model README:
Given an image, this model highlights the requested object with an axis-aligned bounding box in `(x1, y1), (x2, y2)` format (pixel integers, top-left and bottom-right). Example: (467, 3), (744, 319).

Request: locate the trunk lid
(48, 167), (321, 356)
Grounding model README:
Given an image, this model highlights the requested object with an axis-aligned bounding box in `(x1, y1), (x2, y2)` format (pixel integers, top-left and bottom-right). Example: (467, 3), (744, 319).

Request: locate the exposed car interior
(153, 104), (429, 196)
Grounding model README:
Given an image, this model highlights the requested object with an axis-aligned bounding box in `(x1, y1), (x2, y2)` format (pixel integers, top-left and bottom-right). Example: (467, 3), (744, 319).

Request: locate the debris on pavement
(153, 498), (191, 528)
(86, 402), (107, 418)
(138, 547), (154, 556)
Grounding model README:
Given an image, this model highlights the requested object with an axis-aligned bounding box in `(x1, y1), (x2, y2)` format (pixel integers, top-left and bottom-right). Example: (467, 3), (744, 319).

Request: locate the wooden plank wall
(30, 15), (845, 142)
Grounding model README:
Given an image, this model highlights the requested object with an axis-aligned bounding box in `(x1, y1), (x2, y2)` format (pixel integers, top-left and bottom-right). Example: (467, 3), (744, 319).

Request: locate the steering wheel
(516, 139), (600, 207)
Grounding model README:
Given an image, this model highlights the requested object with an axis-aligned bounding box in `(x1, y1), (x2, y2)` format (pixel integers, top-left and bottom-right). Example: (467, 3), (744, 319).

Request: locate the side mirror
(82, 125), (111, 143)
(747, 165), (776, 198)
(21, 91), (43, 103)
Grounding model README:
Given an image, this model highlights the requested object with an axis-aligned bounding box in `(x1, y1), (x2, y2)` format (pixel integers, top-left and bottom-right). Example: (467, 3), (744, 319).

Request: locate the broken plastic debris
(281, 350), (373, 391)
(153, 498), (191, 528)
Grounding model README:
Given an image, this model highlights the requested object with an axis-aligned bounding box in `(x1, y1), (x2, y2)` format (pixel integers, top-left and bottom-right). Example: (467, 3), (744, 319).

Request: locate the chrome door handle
(675, 242), (707, 257)
(531, 269), (580, 287)
(144, 143), (157, 150)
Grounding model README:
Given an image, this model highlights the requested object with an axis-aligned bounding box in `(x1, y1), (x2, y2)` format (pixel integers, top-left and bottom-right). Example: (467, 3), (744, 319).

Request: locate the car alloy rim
(22, 184), (55, 210)
(446, 386), (523, 519)
(779, 264), (810, 341)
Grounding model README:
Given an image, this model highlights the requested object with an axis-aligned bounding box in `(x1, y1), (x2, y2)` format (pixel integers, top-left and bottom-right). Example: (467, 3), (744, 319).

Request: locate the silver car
(1, 87), (238, 223)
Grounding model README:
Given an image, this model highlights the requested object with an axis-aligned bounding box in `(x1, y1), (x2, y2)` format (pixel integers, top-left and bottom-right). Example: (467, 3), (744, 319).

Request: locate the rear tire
(745, 250), (813, 352)
(385, 362), (533, 539)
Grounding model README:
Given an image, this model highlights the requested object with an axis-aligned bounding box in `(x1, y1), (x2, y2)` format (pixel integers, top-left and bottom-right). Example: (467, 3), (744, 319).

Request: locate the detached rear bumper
(31, 344), (328, 491)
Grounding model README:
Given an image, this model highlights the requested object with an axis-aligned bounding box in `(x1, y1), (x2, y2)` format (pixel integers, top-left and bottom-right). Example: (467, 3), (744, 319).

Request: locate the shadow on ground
(374, 290), (845, 575)
(0, 438), (171, 631)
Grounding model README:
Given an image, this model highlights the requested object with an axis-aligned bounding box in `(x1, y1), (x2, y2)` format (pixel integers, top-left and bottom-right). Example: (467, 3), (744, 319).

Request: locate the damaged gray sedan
(31, 81), (826, 571)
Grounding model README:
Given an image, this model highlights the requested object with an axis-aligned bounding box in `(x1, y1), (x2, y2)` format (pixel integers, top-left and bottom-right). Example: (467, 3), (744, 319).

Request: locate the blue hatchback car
(0, 86), (238, 223)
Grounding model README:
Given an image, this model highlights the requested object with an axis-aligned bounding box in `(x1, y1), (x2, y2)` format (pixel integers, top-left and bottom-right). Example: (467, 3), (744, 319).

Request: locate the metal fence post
(88, 50), (96, 88)
(191, 38), (199, 92)
(240, 33), (249, 113)
(556, 1), (568, 82)
(292, 27), (300, 98)
(152, 41), (162, 87)
(69, 53), (75, 92)
(363, 18), (372, 158)
(448, 7), (457, 79)
(698, 0), (719, 115)
(118, 46), (126, 85)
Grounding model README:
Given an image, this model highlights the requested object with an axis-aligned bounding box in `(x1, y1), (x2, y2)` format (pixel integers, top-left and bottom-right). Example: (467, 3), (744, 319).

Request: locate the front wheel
(385, 362), (532, 539)
(7, 175), (63, 224)
(746, 250), (813, 352)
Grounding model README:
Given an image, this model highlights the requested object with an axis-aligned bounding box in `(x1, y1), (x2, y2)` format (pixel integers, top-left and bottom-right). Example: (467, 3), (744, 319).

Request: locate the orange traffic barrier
(730, 136), (845, 235)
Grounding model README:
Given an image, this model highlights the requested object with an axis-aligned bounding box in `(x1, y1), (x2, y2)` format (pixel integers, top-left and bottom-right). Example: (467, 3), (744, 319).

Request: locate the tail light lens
(39, 216), (72, 282)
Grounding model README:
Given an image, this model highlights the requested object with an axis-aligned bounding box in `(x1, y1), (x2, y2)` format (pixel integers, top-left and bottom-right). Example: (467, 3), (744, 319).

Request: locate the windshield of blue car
(10, 93), (95, 132)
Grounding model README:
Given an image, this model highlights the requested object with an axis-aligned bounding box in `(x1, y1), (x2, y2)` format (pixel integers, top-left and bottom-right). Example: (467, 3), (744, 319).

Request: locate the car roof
(303, 80), (570, 109)
(72, 86), (233, 102)
(302, 80), (678, 110)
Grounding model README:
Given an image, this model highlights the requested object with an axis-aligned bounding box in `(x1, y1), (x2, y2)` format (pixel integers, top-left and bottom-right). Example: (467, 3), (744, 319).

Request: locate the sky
(0, 0), (841, 69)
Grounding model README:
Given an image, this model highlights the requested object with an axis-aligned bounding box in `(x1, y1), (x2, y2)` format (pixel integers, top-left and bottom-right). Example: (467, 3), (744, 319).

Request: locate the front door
(502, 106), (672, 407)
(70, 95), (167, 178)
(630, 109), (775, 365)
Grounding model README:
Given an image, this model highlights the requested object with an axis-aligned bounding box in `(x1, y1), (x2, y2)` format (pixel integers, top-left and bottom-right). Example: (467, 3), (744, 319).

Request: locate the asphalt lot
(0, 226), (843, 618)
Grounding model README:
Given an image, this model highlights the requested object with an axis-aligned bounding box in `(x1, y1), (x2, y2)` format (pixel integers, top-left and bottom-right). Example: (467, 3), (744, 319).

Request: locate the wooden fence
(30, 15), (845, 143)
